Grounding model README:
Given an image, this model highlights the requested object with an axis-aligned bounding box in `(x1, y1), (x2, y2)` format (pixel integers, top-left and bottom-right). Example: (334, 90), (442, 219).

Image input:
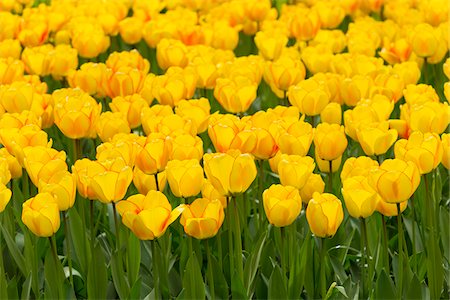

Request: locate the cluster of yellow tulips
(0, 0), (448, 299)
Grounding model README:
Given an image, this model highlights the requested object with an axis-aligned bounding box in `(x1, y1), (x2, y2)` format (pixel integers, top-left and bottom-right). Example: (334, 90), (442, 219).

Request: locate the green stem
(360, 219), (365, 299)
(22, 171), (30, 200)
(206, 239), (215, 300)
(328, 160), (333, 194)
(112, 202), (120, 251)
(280, 227), (287, 290)
(319, 238), (327, 299)
(258, 160), (265, 229)
(63, 210), (74, 288)
(226, 199), (235, 281)
(154, 173), (160, 192)
(381, 215), (390, 272)
(232, 196), (244, 284)
(361, 218), (373, 297)
(151, 240), (160, 300)
(50, 235), (63, 298)
(217, 229), (223, 271)
(396, 203), (404, 300)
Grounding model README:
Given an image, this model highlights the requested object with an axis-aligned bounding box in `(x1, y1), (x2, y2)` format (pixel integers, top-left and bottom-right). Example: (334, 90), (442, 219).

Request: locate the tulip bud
(72, 159), (108, 200)
(394, 131), (443, 174)
(116, 191), (184, 240)
(357, 122), (398, 156)
(71, 23), (110, 59)
(263, 184), (302, 227)
(288, 78), (330, 116)
(175, 98), (211, 134)
(202, 179), (227, 208)
(170, 134), (203, 161)
(320, 102), (342, 125)
(0, 183), (12, 213)
(278, 155), (315, 190)
(166, 159), (204, 198)
(180, 198), (224, 239)
(369, 159), (420, 203)
(0, 148), (21, 179)
(263, 57), (306, 98)
(135, 133), (172, 175)
(119, 17), (144, 45)
(22, 193), (60, 237)
(342, 176), (378, 219)
(289, 8), (321, 41)
(299, 173), (325, 204)
(340, 156), (379, 182)
(96, 112), (131, 142)
(306, 192), (344, 238)
(273, 119), (313, 156)
(214, 76), (258, 114)
(0, 39), (21, 59)
(251, 127), (278, 160)
(254, 30), (288, 61)
(23, 146), (68, 187)
(38, 170), (76, 211)
(203, 149), (257, 196)
(441, 133), (450, 170)
(67, 62), (110, 97)
(315, 150), (342, 173)
(314, 123), (347, 161)
(156, 38), (188, 70)
(110, 94), (148, 129)
(410, 23), (438, 58)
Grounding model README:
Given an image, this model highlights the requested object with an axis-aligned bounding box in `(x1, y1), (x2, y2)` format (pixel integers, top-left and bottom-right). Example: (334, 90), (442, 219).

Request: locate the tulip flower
(394, 131), (443, 174)
(116, 191), (184, 240)
(203, 149), (257, 196)
(67, 62), (110, 97)
(0, 184), (12, 213)
(254, 30), (288, 61)
(251, 127), (278, 160)
(22, 192), (60, 237)
(263, 184), (302, 227)
(180, 198), (225, 239)
(135, 132), (172, 175)
(369, 159), (420, 203)
(202, 179), (227, 208)
(299, 173), (325, 204)
(0, 148), (22, 179)
(166, 159), (204, 198)
(376, 198), (407, 217)
(272, 119), (314, 156)
(288, 78), (330, 116)
(109, 94), (149, 129)
(38, 170), (76, 211)
(357, 121), (398, 156)
(441, 133), (450, 170)
(106, 50), (150, 73)
(315, 150), (342, 173)
(175, 98), (211, 134)
(278, 155), (315, 190)
(340, 156), (379, 182)
(170, 134), (204, 161)
(156, 38), (188, 70)
(214, 76), (258, 114)
(320, 102), (342, 125)
(306, 192), (344, 238)
(342, 176), (378, 219)
(23, 146), (68, 187)
(133, 167), (167, 195)
(263, 56), (306, 98)
(72, 159), (108, 200)
(314, 123), (347, 161)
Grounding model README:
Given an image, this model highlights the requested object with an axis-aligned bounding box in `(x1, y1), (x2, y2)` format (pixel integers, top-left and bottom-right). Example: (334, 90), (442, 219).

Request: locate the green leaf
(127, 233), (141, 286)
(87, 244), (108, 300)
(181, 253), (205, 300)
(244, 228), (267, 297)
(210, 256), (228, 300)
(111, 250), (129, 299)
(440, 207), (450, 261)
(268, 265), (287, 300)
(231, 272), (247, 300)
(44, 250), (62, 299)
(1, 226), (27, 277)
(68, 208), (89, 276)
(20, 273), (33, 300)
(405, 274), (422, 300)
(375, 270), (396, 299)
(0, 266), (9, 299)
(129, 277), (142, 299)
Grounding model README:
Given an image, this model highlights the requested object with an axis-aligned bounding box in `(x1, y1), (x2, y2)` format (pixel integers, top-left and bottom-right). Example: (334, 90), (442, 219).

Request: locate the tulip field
(0, 0), (450, 299)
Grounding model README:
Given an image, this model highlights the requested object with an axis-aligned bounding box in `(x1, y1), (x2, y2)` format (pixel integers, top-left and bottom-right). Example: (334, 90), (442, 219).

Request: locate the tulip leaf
(1, 226), (27, 277)
(127, 233), (141, 286)
(440, 207), (450, 261)
(129, 277), (142, 299)
(210, 255), (229, 300)
(231, 272), (247, 300)
(0, 268), (10, 299)
(268, 265), (287, 300)
(374, 270), (396, 299)
(181, 253), (205, 300)
(20, 272), (32, 300)
(87, 244), (108, 300)
(111, 250), (130, 299)
(68, 208), (89, 276)
(244, 228), (267, 297)
(405, 274), (422, 300)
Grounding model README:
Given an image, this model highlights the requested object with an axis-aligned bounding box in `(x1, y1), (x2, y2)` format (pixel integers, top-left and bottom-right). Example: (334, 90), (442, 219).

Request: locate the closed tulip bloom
(0, 39), (21, 59)
(156, 38), (188, 70)
(263, 184), (302, 227)
(320, 102), (342, 125)
(314, 123), (347, 161)
(0, 148), (21, 179)
(107, 67), (146, 98)
(180, 198), (225, 239)
(20, 45), (52, 76)
(210, 21), (239, 51)
(288, 78), (330, 116)
(106, 50), (150, 73)
(214, 76), (258, 114)
(53, 88), (102, 139)
(90, 157), (133, 203)
(23, 146), (68, 187)
(403, 84), (439, 106)
(0, 57), (25, 85)
(314, 2), (345, 29)
(67, 63), (110, 97)
(140, 105), (174, 133)
(263, 56), (306, 98)
(152, 67), (197, 107)
(357, 122), (398, 156)
(117, 191), (184, 240)
(202, 179), (227, 208)
(0, 124), (51, 166)
(441, 133), (450, 169)
(342, 176), (378, 219)
(135, 133), (172, 175)
(72, 159), (107, 200)
(96, 112), (131, 142)
(410, 23), (438, 58)
(369, 159), (420, 203)
(401, 101), (449, 135)
(289, 8), (321, 41)
(306, 192), (344, 238)
(170, 134), (203, 161)
(47, 44), (78, 79)
(254, 30), (288, 61)
(22, 192), (60, 237)
(110, 94), (148, 129)
(0, 110), (42, 129)
(166, 159), (204, 198)
(96, 134), (145, 167)
(341, 156), (379, 181)
(394, 131), (443, 174)
(0, 81), (46, 115)
(191, 57), (219, 90)
(0, 158), (11, 185)
(251, 127), (278, 160)
(175, 98), (211, 134)
(133, 167), (166, 195)
(0, 183), (12, 213)
(38, 170), (76, 211)
(376, 198), (408, 217)
(274, 119), (314, 156)
(203, 149), (257, 196)
(278, 155), (315, 190)
(71, 23), (110, 59)
(119, 17), (144, 45)
(299, 173), (325, 204)
(315, 150), (342, 173)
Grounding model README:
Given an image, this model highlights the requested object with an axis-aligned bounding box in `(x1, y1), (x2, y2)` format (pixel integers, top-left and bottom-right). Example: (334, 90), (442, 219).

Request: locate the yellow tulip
(96, 112), (131, 142)
(119, 17), (144, 45)
(0, 39), (21, 59)
(376, 198), (408, 217)
(96, 134), (146, 167)
(315, 150), (342, 173)
(254, 30), (288, 61)
(202, 179), (227, 208)
(214, 76), (258, 114)
(38, 170), (76, 211)
(90, 157), (133, 204)
(320, 102), (342, 125)
(278, 155), (315, 190)
(0, 184), (12, 213)
(288, 78), (330, 116)
(106, 50), (150, 73)
(410, 23), (438, 58)
(72, 159), (108, 200)
(166, 159), (204, 198)
(394, 131), (443, 174)
(369, 159), (420, 203)
(180, 198), (225, 239)
(135, 133), (172, 175)
(67, 62), (110, 97)
(152, 67), (197, 107)
(175, 98), (211, 134)
(340, 156), (379, 182)
(342, 176), (378, 219)
(314, 123), (347, 161)
(156, 38), (189, 70)
(23, 146), (68, 187)
(71, 23), (110, 59)
(117, 191), (184, 240)
(22, 192), (60, 237)
(289, 8), (321, 41)
(107, 67), (146, 98)
(441, 133), (450, 170)
(263, 57), (306, 98)
(400, 101), (449, 135)
(133, 167), (167, 195)
(263, 184), (302, 227)
(170, 134), (203, 161)
(306, 192), (344, 238)
(0, 158), (11, 185)
(357, 122), (398, 156)
(0, 57), (24, 85)
(273, 119), (313, 156)
(0, 148), (22, 179)
(203, 149), (257, 196)
(109, 94), (149, 129)
(299, 173), (325, 204)
(251, 127), (278, 160)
